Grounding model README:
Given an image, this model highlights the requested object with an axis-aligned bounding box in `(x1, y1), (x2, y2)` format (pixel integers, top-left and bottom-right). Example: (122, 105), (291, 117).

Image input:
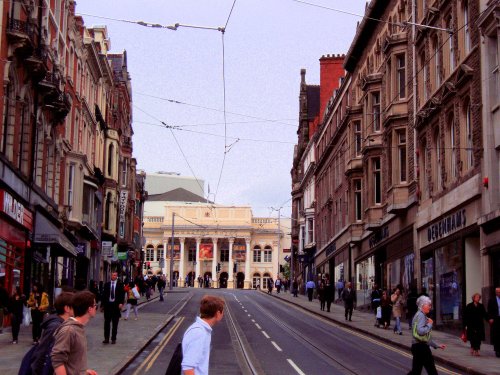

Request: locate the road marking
(255, 323), (261, 329)
(262, 331), (270, 338)
(287, 359), (306, 375)
(251, 319), (255, 322)
(248, 314), (251, 317)
(244, 310), (248, 312)
(132, 316), (184, 375)
(271, 341), (282, 352)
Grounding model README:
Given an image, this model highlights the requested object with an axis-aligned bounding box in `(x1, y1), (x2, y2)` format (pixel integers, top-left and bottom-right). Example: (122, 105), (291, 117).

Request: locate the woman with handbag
(27, 283), (49, 344)
(124, 282), (140, 320)
(464, 293), (488, 356)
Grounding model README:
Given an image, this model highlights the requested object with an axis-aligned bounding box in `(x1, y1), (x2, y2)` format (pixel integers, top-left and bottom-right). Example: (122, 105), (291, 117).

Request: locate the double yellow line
(132, 316), (185, 375)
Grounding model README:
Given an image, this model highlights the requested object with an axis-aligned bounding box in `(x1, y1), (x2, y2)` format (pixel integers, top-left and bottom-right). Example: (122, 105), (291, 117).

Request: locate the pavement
(265, 289), (500, 375)
(0, 290), (180, 375)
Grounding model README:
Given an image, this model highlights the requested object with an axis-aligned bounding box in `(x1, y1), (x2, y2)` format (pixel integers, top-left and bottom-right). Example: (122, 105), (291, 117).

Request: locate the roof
(147, 187), (211, 203)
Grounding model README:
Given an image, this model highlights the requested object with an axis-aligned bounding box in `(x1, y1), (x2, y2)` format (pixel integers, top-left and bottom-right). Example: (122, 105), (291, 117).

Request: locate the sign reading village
(427, 209), (466, 243)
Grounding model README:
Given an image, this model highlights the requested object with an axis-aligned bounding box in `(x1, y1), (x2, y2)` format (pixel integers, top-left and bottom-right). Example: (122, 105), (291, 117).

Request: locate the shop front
(418, 206), (480, 333)
(0, 189), (33, 295)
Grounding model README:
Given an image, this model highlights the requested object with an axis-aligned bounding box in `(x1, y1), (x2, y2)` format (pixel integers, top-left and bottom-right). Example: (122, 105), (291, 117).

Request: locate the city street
(2, 288), (495, 375)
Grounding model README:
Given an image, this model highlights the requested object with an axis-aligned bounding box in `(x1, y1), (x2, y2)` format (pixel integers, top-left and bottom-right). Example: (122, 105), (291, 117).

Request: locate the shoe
(111, 340), (116, 344)
(33, 340), (38, 345)
(349, 319), (352, 322)
(12, 340), (17, 344)
(398, 332), (403, 336)
(134, 318), (138, 321)
(102, 340), (109, 344)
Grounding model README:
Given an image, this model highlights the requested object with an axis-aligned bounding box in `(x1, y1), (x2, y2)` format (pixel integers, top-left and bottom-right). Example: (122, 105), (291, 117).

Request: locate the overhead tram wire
(134, 92), (297, 128)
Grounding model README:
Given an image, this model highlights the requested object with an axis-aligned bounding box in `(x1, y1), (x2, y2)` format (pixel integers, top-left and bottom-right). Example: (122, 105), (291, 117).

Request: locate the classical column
(179, 238), (185, 286)
(162, 240), (167, 277)
(244, 238), (251, 289)
(228, 238), (234, 288)
(211, 239), (218, 288)
(195, 238), (201, 287)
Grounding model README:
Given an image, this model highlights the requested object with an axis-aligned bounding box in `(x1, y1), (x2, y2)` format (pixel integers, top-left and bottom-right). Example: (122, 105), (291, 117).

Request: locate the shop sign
(102, 241), (113, 257)
(0, 189), (32, 230)
(76, 243), (86, 255)
(117, 251), (127, 260)
(369, 226), (389, 248)
(427, 209), (466, 243)
(119, 190), (128, 222)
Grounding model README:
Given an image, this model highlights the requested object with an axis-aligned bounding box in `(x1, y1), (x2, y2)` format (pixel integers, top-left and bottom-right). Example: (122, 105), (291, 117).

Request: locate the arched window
(146, 245), (154, 261)
(263, 245), (272, 263)
(252, 273), (261, 289)
(253, 245), (261, 263)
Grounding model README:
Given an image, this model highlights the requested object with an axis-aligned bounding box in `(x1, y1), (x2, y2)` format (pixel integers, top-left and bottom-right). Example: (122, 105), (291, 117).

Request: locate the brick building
(0, 1), (141, 301)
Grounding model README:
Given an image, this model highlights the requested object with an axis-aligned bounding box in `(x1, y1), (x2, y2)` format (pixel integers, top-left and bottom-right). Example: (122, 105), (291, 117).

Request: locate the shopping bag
(23, 306), (31, 327)
(376, 306), (382, 319)
(460, 329), (467, 343)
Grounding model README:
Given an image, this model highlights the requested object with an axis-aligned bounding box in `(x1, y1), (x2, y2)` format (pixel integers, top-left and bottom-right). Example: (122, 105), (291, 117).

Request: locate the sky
(77, 0), (367, 217)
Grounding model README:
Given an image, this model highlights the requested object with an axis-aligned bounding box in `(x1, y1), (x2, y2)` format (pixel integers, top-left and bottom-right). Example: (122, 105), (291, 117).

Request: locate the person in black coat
(8, 287), (25, 343)
(488, 287), (500, 358)
(101, 271), (125, 344)
(324, 277), (335, 312)
(464, 293), (488, 356)
(341, 282), (355, 321)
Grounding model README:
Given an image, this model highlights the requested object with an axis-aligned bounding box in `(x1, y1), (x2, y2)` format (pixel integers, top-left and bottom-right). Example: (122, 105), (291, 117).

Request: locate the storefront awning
(33, 212), (78, 257)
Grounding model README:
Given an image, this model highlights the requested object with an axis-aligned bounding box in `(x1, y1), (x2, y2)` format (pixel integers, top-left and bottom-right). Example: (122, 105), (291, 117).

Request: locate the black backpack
(165, 343), (182, 375)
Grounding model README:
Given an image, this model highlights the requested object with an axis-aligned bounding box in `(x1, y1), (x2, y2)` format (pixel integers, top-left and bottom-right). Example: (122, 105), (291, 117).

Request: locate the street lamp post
(169, 212), (175, 291)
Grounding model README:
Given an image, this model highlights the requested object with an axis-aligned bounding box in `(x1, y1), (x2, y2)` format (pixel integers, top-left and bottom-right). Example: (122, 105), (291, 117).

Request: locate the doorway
(236, 272), (245, 289)
(219, 272), (228, 288)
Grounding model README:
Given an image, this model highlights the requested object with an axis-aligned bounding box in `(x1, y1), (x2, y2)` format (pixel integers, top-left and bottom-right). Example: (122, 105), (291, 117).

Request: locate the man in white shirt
(181, 295), (225, 375)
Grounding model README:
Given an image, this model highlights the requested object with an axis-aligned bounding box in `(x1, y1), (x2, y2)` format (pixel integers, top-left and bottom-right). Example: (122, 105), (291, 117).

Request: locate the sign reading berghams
(0, 189), (33, 230)
(427, 209), (466, 243)
(119, 190), (128, 222)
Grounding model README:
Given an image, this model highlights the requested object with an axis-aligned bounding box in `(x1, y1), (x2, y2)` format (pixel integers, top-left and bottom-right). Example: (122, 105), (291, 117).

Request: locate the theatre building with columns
(143, 191), (290, 289)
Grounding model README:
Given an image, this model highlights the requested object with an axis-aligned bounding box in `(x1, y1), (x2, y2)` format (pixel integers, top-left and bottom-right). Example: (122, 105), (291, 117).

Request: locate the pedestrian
(391, 287), (404, 335)
(0, 284), (8, 334)
(406, 287), (419, 330)
(317, 280), (326, 311)
(341, 282), (355, 321)
(407, 295), (445, 375)
(30, 292), (74, 374)
(379, 290), (392, 329)
(198, 276), (203, 289)
(101, 271), (125, 344)
(275, 278), (282, 294)
(8, 286), (25, 344)
(371, 284), (382, 327)
(124, 282), (140, 321)
(306, 279), (315, 302)
(336, 279), (344, 301)
(324, 276), (335, 312)
(51, 290), (98, 375)
(292, 278), (299, 297)
(27, 283), (49, 344)
(181, 295), (225, 375)
(487, 286), (500, 358)
(267, 277), (274, 294)
(464, 293), (488, 356)
(157, 275), (166, 302)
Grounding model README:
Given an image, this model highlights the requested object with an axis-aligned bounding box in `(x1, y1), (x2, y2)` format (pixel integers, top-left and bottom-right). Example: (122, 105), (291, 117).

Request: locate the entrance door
(219, 272), (228, 288)
(236, 272), (244, 289)
(204, 272), (212, 288)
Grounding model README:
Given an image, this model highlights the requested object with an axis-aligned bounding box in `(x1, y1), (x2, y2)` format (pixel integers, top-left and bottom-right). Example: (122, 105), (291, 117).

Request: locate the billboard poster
(199, 243), (213, 259)
(233, 244), (246, 261)
(167, 244), (181, 260)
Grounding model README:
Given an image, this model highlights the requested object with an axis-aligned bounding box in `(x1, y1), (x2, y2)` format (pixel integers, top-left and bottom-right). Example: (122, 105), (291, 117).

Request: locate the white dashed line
(247, 314), (251, 317)
(255, 323), (261, 329)
(287, 359), (306, 375)
(251, 319), (255, 322)
(271, 341), (282, 352)
(244, 310), (248, 313)
(262, 331), (270, 339)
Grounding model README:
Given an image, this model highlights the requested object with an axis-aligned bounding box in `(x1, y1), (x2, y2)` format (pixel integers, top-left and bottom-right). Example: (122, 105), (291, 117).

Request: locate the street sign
(102, 241), (113, 257)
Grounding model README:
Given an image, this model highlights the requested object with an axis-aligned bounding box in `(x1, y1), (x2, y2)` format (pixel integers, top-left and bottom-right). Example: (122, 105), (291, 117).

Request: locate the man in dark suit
(341, 281), (355, 321)
(488, 286), (500, 357)
(101, 271), (125, 344)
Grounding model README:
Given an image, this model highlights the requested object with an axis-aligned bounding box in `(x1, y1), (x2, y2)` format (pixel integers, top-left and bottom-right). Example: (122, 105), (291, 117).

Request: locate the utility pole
(169, 212), (175, 291)
(277, 207), (281, 278)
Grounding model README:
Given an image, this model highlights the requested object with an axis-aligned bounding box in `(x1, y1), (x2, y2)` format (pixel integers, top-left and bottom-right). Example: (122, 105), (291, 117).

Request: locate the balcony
(6, 17), (35, 58)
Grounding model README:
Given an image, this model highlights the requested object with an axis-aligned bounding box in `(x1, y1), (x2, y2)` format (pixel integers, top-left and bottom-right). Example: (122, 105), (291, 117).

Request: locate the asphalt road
(120, 289), (457, 375)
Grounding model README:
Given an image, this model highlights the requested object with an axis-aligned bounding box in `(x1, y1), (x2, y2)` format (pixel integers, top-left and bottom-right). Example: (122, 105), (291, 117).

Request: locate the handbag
(376, 306), (382, 319)
(460, 329), (467, 343)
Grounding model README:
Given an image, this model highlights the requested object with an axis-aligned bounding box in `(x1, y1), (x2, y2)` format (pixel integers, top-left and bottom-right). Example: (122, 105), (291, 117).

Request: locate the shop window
(253, 245), (261, 262)
(355, 256), (375, 307)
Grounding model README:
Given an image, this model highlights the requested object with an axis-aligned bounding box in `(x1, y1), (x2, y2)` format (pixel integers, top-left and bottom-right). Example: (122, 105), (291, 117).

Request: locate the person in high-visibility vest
(407, 295), (446, 375)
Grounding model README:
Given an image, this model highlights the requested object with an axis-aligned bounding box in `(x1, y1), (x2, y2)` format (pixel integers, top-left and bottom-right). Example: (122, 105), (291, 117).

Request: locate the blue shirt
(182, 316), (212, 375)
(306, 281), (315, 289)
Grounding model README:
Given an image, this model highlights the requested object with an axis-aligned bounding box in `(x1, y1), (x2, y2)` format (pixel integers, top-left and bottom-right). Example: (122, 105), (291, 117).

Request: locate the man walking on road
(157, 275), (166, 302)
(182, 295), (225, 375)
(487, 286), (500, 357)
(306, 279), (315, 302)
(341, 282), (355, 321)
(51, 290), (98, 375)
(101, 271), (125, 344)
